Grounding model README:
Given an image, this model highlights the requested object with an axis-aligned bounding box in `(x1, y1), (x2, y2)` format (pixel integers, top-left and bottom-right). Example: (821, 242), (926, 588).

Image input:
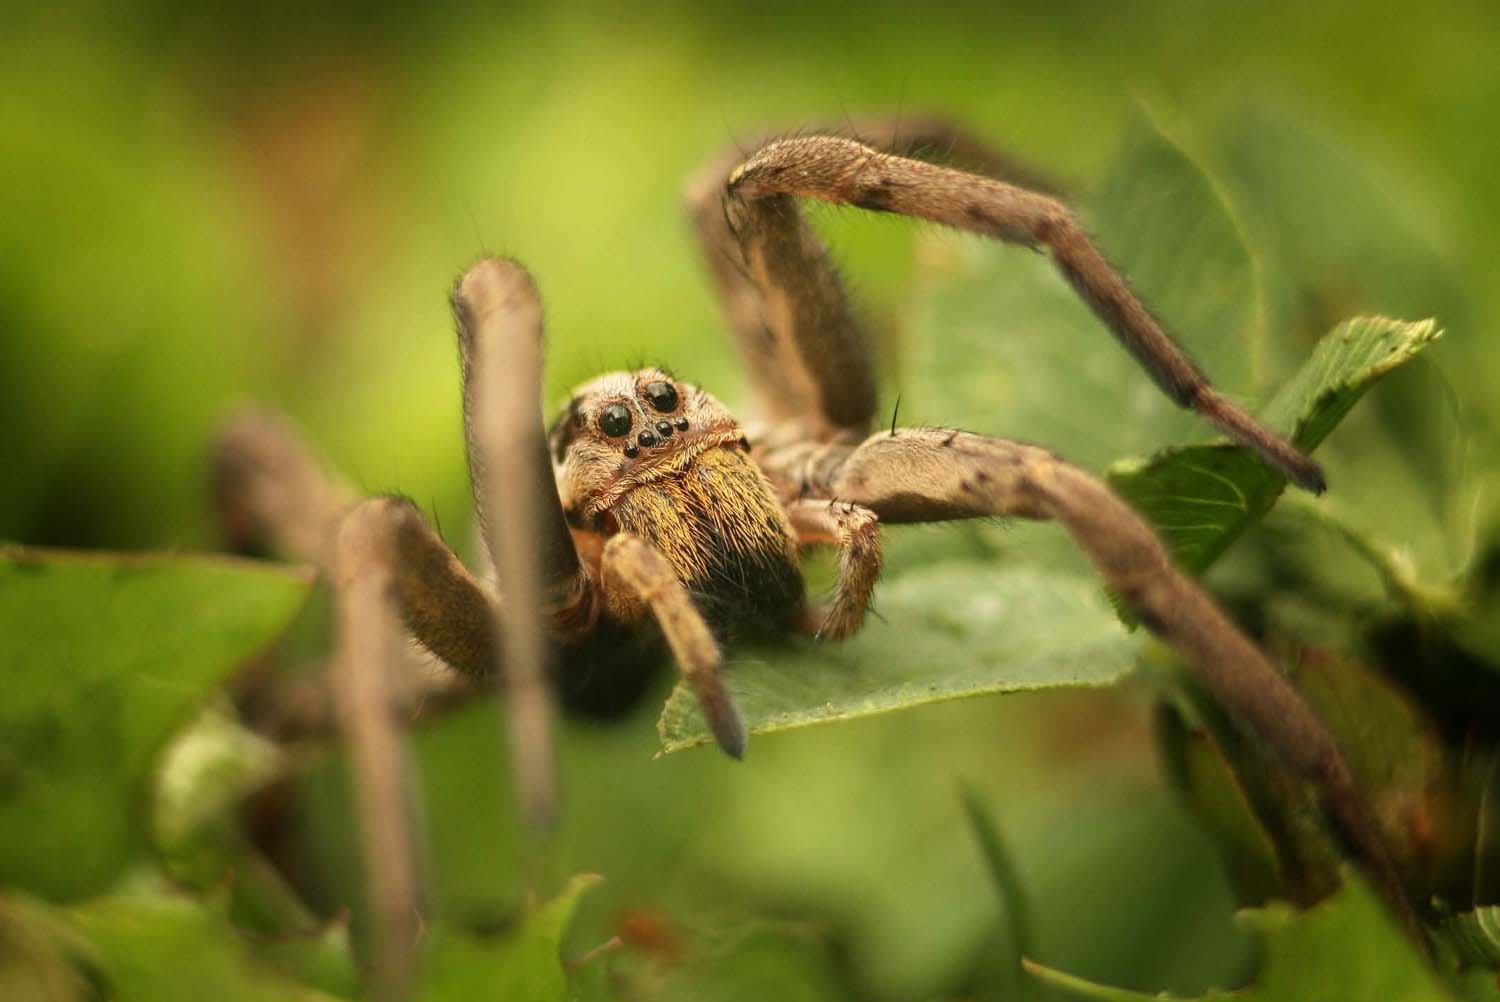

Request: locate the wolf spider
(216, 118), (1415, 948)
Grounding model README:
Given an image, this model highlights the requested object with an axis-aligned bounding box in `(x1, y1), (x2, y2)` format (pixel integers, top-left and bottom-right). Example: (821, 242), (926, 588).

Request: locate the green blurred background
(5, 1), (1498, 998)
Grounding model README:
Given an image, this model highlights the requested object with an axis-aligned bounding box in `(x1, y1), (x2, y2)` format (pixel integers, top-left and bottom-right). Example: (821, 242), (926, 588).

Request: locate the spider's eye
(598, 404), (633, 438)
(644, 380), (679, 412)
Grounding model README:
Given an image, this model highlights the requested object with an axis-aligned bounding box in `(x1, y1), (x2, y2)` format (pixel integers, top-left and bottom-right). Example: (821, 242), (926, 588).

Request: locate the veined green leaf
(1109, 317), (1441, 573)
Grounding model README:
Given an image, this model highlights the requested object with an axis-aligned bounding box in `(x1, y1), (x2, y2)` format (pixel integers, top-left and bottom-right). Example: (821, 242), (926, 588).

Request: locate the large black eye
(598, 404), (632, 438)
(644, 380), (679, 412)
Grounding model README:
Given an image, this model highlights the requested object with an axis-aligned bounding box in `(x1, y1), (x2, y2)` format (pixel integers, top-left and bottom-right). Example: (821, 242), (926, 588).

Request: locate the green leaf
(639, 921), (853, 1002)
(962, 789), (1033, 1000)
(658, 563), (1134, 753)
(1259, 316), (1442, 449)
(1434, 903), (1500, 971)
(1109, 316), (1441, 573)
(1290, 651), (1460, 894)
(421, 873), (601, 1002)
(1153, 706), (1284, 906)
(70, 885), (347, 1002)
(0, 547), (310, 901)
(1025, 877), (1448, 1001)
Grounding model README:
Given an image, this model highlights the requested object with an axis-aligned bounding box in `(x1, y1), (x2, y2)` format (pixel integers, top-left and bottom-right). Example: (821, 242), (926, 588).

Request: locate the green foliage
(0, 549), (309, 901)
(1027, 878), (1447, 1000)
(1110, 316), (1442, 573)
(658, 563), (1134, 752)
(421, 874), (600, 1002)
(71, 886), (348, 1002)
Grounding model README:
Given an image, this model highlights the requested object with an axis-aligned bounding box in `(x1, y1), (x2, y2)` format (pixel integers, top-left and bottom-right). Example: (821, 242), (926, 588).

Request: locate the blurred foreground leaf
(1110, 316), (1441, 573)
(72, 886), (346, 1002)
(153, 698), (285, 888)
(1025, 877), (1446, 1000)
(658, 563), (1134, 752)
(0, 548), (310, 900)
(1154, 707), (1285, 906)
(421, 873), (600, 1002)
(0, 893), (105, 1002)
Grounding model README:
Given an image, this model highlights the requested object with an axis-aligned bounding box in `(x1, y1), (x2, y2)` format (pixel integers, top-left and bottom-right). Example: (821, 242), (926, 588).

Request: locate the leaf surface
(0, 548), (310, 901)
(659, 563), (1133, 752)
(421, 873), (601, 1002)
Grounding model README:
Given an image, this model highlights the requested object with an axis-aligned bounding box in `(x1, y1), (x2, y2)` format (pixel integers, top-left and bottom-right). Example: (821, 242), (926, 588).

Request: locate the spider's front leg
(598, 533), (745, 758)
(787, 426), (1416, 935)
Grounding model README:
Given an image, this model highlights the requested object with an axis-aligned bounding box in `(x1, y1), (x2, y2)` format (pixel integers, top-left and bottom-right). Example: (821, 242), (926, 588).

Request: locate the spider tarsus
(694, 675), (747, 760)
(1194, 387), (1327, 493)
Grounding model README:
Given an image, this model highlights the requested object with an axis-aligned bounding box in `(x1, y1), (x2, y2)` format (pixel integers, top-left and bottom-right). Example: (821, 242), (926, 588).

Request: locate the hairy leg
(685, 117), (1059, 435)
(685, 178), (876, 435)
(600, 532), (746, 758)
(212, 408), (358, 566)
(330, 500), (423, 1000)
(722, 135), (1325, 492)
(784, 498), (882, 639)
(452, 257), (585, 826)
(211, 414), (496, 745)
(213, 412), (500, 677)
(793, 427), (1412, 936)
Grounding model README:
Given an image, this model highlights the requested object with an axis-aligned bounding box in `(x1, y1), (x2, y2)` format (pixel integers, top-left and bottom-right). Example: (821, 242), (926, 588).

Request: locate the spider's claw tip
(1288, 456), (1327, 495)
(711, 708), (748, 761)
(694, 673), (747, 760)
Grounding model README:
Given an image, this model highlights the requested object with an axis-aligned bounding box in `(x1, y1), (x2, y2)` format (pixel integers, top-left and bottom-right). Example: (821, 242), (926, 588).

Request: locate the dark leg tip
(1286, 454), (1328, 495)
(710, 704), (748, 761)
(696, 679), (748, 760)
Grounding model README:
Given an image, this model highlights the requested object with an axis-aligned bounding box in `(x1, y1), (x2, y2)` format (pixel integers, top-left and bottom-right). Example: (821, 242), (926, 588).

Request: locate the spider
(215, 118), (1414, 952)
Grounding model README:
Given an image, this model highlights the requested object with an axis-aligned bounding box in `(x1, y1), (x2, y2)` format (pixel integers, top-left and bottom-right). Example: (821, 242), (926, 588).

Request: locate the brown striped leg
(722, 135), (1325, 492)
(784, 498), (882, 639)
(600, 532), (745, 759)
(212, 411), (498, 677)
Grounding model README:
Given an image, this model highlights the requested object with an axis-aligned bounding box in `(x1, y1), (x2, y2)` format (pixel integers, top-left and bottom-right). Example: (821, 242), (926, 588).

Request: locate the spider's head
(548, 367), (748, 514)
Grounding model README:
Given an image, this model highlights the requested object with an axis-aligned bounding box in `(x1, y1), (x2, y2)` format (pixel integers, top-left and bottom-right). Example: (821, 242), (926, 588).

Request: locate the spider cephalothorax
(216, 116), (1416, 949)
(550, 368), (804, 647)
